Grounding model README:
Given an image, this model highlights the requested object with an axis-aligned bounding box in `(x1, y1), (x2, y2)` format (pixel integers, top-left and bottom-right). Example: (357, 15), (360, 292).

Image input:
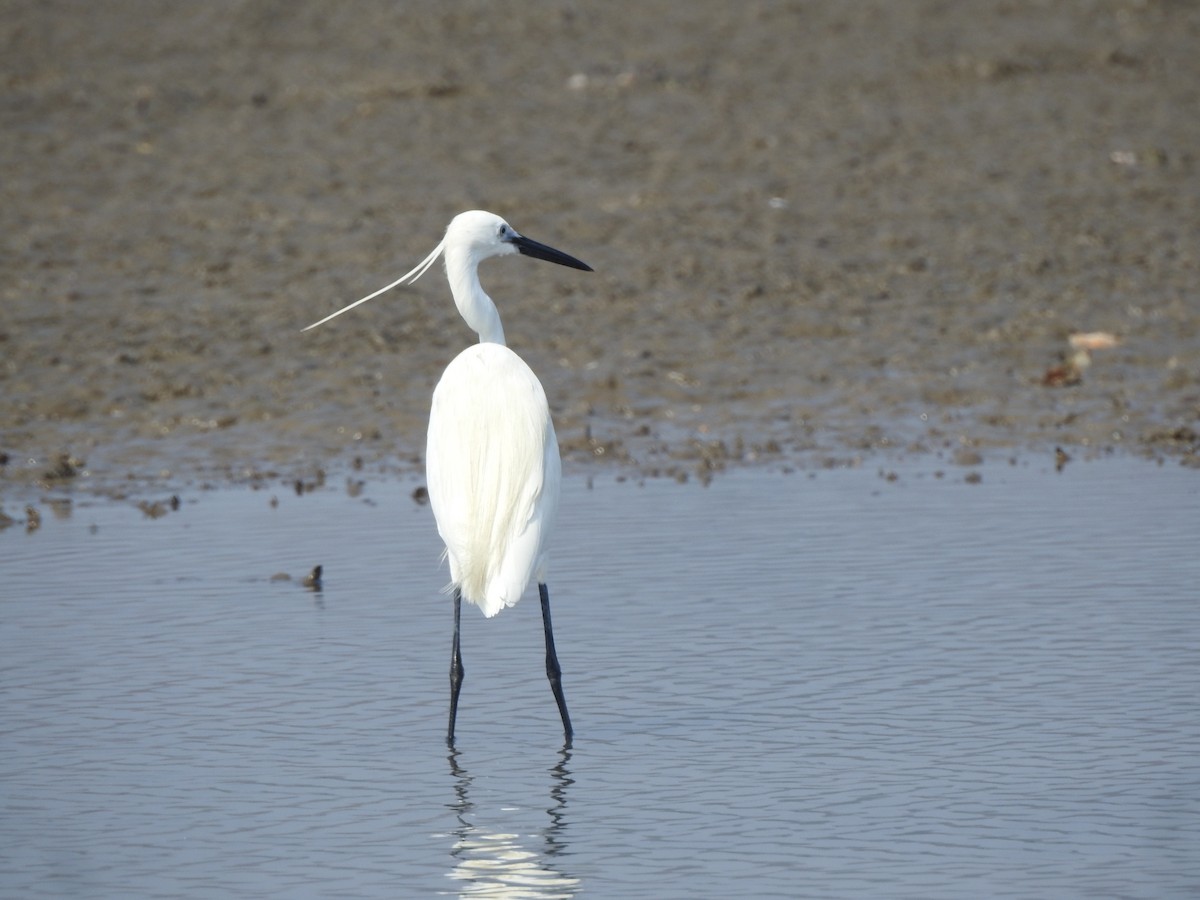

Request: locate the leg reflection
(543, 744), (573, 859)
(445, 742), (579, 897)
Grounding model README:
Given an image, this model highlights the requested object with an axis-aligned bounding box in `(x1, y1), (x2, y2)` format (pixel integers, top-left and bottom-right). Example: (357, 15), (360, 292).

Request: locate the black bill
(511, 234), (593, 272)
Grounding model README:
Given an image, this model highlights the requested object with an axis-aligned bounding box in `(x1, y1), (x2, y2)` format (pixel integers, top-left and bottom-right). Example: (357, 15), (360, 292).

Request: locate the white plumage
(427, 341), (562, 617)
(303, 209), (589, 742)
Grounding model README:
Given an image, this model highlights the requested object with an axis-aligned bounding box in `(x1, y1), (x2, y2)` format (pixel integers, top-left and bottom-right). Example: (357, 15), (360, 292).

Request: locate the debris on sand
(1042, 332), (1120, 387)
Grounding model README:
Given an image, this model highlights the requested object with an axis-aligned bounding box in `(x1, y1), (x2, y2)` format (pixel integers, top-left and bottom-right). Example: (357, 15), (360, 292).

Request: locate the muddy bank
(2, 1), (1198, 499)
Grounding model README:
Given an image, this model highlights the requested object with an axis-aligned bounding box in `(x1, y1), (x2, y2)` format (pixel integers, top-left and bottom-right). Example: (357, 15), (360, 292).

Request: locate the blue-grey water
(2, 459), (1198, 898)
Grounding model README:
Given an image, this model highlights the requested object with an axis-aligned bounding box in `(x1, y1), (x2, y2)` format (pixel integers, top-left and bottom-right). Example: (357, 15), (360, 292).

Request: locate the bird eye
(498, 224), (507, 237)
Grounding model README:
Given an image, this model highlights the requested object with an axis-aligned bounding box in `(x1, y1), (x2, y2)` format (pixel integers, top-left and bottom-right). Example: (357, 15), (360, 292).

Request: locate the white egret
(304, 210), (591, 742)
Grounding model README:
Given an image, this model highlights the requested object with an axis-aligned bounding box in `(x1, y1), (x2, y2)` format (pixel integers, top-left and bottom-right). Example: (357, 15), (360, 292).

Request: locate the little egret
(303, 210), (592, 742)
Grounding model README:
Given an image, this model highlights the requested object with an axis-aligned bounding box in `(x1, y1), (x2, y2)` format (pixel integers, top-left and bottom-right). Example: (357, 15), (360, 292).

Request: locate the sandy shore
(3, 1), (1198, 498)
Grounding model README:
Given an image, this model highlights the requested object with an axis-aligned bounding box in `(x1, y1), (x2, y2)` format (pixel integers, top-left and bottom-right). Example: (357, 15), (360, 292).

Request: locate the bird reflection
(445, 743), (578, 897)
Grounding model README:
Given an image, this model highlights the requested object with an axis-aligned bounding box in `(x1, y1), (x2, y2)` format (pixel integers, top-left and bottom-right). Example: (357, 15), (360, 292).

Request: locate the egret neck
(445, 242), (505, 346)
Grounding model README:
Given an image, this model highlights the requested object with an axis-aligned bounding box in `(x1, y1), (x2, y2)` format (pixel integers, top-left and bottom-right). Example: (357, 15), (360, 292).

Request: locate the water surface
(3, 459), (1198, 897)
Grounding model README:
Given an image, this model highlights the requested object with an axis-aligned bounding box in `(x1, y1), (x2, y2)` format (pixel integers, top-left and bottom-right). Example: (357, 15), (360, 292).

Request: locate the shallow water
(2, 459), (1198, 898)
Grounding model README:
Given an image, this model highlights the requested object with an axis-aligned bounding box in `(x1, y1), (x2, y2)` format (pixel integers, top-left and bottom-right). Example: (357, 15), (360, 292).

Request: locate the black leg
(448, 588), (464, 743)
(539, 582), (573, 740)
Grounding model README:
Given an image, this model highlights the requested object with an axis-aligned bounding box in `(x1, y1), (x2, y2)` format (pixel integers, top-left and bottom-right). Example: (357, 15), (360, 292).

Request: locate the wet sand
(3, 1), (1198, 498)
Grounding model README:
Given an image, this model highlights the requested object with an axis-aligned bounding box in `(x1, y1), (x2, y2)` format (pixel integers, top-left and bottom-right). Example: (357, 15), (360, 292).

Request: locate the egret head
(447, 210), (592, 272)
(302, 210), (590, 334)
